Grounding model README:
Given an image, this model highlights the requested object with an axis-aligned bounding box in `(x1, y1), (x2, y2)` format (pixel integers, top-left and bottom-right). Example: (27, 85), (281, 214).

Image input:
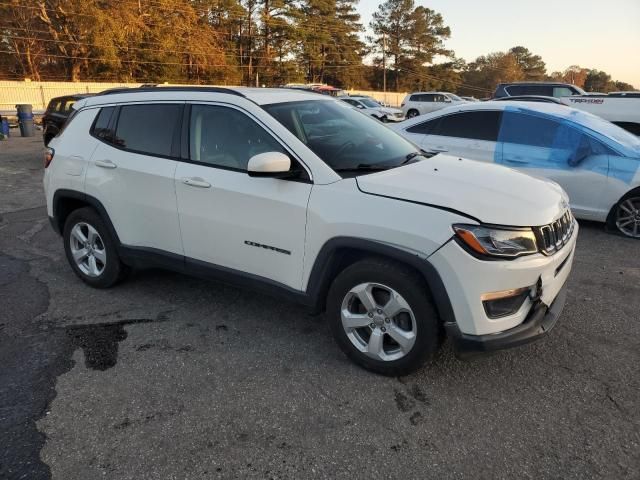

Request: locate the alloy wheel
(615, 197), (640, 238)
(69, 222), (107, 277)
(340, 282), (417, 361)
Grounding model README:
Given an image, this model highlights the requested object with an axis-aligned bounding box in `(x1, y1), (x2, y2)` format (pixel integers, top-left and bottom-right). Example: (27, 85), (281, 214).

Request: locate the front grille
(534, 210), (575, 255)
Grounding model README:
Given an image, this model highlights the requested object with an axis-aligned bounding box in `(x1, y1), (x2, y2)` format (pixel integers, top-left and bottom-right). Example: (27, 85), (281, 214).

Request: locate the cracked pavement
(0, 136), (639, 479)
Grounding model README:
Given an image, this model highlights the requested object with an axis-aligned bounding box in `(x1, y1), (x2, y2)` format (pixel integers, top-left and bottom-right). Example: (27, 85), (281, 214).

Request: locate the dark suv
(493, 82), (585, 99)
(43, 94), (92, 145)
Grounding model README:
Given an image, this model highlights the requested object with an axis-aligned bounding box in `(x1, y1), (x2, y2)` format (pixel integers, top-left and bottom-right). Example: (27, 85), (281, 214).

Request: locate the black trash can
(16, 104), (35, 137)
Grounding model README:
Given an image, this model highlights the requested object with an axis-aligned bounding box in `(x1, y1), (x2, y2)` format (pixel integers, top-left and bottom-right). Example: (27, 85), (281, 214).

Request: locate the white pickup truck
(493, 83), (640, 135)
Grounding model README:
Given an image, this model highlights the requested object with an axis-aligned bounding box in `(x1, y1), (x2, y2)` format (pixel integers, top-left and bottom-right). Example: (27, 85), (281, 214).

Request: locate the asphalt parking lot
(1, 136), (639, 480)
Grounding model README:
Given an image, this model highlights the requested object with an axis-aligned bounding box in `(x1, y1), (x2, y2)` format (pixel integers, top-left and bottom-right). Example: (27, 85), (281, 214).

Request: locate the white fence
(0, 80), (407, 113)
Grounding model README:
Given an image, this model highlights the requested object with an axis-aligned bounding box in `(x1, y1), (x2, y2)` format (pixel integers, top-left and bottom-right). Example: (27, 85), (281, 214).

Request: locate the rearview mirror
(247, 151), (292, 178)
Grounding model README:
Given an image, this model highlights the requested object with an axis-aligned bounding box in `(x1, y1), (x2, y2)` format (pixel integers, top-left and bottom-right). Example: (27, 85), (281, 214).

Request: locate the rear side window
(410, 94), (432, 102)
(552, 87), (575, 97)
(91, 107), (115, 141)
(63, 99), (76, 112)
(406, 118), (441, 135)
(434, 111), (502, 141)
(47, 100), (62, 113)
(113, 104), (182, 157)
(506, 85), (553, 96)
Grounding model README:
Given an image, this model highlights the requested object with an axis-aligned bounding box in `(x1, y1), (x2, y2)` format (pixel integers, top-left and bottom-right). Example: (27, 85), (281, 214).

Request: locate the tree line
(0, 0), (635, 95)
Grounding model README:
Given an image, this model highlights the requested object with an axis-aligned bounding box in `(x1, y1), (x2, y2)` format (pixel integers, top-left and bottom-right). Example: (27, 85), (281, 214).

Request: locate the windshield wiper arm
(399, 151), (430, 166)
(334, 164), (391, 172)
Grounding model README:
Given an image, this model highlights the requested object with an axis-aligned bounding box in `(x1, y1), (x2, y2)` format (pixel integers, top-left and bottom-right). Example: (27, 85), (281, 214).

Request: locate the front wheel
(406, 109), (419, 119)
(611, 192), (640, 238)
(326, 258), (440, 375)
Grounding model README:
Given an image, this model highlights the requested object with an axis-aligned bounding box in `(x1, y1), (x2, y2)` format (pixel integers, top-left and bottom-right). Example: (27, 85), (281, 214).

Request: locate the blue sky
(357, 0), (640, 87)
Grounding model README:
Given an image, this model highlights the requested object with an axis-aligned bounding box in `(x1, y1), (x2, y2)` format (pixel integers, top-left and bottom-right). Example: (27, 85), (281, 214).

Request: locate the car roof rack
(96, 86), (245, 97)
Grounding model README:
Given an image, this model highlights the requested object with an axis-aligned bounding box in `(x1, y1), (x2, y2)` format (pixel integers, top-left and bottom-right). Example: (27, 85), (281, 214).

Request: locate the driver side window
(189, 105), (285, 171)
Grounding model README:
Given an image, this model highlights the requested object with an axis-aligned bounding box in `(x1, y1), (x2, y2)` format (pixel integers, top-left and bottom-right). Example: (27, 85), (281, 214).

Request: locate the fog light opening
(481, 287), (532, 319)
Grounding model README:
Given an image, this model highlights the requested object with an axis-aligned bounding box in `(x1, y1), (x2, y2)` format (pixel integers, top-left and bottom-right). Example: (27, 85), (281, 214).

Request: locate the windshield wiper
(399, 150), (432, 166)
(333, 164), (392, 172)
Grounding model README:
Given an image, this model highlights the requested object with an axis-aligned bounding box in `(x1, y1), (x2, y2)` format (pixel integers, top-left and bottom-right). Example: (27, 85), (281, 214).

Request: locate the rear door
(496, 111), (610, 217)
(174, 103), (312, 290)
(85, 103), (184, 254)
(414, 111), (501, 161)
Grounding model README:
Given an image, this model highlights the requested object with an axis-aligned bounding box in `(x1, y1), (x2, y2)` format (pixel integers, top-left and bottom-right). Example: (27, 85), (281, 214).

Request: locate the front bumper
(428, 222), (577, 338)
(445, 280), (567, 357)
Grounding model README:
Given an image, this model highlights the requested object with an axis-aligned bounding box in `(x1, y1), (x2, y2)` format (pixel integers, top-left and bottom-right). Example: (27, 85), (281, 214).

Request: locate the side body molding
(50, 191), (456, 325)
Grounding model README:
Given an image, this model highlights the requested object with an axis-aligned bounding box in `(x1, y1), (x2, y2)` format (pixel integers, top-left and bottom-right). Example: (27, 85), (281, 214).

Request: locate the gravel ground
(0, 136), (638, 480)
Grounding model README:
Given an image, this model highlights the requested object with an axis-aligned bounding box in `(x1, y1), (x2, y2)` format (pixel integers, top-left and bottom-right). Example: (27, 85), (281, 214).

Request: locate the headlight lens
(453, 224), (538, 258)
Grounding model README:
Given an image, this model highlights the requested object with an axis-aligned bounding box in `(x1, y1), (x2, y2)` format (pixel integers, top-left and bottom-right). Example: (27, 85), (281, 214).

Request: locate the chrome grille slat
(535, 210), (574, 255)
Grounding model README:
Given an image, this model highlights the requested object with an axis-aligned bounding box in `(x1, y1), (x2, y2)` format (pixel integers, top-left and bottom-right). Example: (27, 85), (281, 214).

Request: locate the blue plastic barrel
(16, 104), (35, 137)
(0, 117), (9, 138)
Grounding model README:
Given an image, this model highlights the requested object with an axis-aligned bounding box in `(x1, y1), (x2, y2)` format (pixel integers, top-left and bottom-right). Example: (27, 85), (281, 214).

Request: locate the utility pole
(382, 32), (387, 104)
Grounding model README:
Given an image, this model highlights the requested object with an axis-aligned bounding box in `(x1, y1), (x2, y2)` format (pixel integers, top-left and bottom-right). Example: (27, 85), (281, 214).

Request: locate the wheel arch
(305, 237), (456, 325)
(606, 185), (640, 234)
(52, 189), (120, 245)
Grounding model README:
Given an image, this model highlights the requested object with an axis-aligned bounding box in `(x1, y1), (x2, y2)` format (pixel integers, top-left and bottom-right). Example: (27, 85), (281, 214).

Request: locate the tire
(607, 188), (640, 239)
(406, 109), (419, 119)
(381, 116), (389, 123)
(326, 257), (440, 376)
(63, 207), (128, 288)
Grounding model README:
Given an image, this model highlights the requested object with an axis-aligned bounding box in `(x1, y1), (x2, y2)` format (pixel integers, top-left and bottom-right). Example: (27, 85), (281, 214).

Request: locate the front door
(497, 111), (609, 218)
(174, 104), (312, 290)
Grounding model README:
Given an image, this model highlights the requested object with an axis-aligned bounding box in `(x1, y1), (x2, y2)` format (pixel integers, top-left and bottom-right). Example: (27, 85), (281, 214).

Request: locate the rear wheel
(406, 109), (419, 119)
(327, 258), (440, 375)
(63, 207), (128, 287)
(611, 192), (640, 239)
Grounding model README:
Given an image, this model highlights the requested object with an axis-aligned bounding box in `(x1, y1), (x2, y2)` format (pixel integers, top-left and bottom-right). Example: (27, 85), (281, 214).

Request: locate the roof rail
(96, 86), (245, 97)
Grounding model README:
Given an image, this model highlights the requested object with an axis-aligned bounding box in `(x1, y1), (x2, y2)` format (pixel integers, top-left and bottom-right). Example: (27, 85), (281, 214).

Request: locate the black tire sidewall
(63, 207), (122, 288)
(608, 188), (640, 239)
(327, 259), (440, 375)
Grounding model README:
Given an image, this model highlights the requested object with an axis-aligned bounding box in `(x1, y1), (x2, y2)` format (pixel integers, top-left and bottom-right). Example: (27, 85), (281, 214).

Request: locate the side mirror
(247, 151), (292, 178)
(444, 97), (452, 103)
(356, 104), (365, 109)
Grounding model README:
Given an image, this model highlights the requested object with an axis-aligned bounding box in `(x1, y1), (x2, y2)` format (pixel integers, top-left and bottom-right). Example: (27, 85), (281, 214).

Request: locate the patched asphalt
(0, 136), (638, 479)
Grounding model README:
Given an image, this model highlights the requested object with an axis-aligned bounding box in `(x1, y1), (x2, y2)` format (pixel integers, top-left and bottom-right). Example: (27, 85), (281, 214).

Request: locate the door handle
(95, 159), (117, 169)
(181, 177), (211, 188)
(504, 155), (527, 164)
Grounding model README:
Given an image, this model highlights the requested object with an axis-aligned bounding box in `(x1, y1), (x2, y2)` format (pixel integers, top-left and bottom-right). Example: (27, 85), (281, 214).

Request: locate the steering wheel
(336, 141), (356, 157)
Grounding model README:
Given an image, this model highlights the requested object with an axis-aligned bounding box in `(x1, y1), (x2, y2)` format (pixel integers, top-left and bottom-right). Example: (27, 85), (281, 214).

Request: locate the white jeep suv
(44, 87), (577, 375)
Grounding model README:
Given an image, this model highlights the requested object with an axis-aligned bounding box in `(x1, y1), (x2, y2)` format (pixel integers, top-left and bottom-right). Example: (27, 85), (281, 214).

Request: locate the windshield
(447, 93), (463, 101)
(264, 100), (421, 174)
(359, 98), (381, 108)
(568, 110), (640, 153)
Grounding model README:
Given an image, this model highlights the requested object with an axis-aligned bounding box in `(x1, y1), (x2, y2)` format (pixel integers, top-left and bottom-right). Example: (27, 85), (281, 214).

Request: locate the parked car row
(392, 101), (640, 239)
(44, 86), (579, 375)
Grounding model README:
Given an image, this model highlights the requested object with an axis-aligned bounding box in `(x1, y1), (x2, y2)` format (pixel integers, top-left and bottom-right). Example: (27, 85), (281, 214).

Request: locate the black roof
(48, 93), (93, 102)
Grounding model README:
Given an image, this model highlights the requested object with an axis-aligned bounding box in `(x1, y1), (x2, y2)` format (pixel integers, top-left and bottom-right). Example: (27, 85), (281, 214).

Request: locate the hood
(356, 154), (569, 227)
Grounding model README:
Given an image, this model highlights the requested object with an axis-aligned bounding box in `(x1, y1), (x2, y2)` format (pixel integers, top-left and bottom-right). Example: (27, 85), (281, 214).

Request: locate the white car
(341, 95), (405, 122)
(44, 87), (576, 374)
(392, 101), (640, 238)
(400, 92), (468, 119)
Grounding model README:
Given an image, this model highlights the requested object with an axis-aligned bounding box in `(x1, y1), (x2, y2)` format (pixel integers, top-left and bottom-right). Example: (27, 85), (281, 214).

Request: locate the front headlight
(453, 224), (538, 259)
